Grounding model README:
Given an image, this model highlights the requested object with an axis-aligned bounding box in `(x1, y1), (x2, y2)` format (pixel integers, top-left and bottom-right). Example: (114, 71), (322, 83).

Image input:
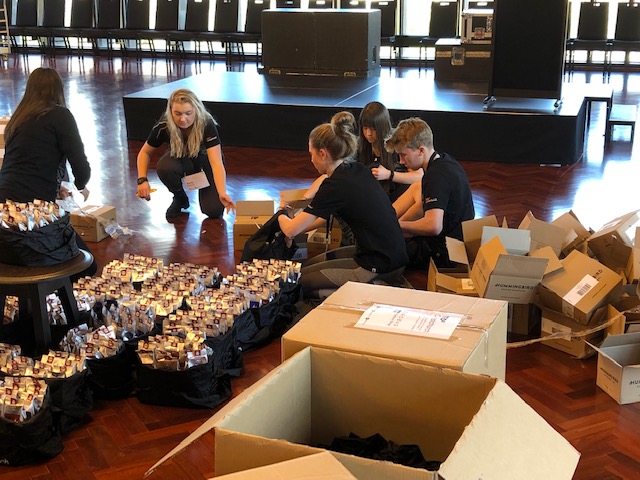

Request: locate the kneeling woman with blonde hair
(136, 89), (235, 219)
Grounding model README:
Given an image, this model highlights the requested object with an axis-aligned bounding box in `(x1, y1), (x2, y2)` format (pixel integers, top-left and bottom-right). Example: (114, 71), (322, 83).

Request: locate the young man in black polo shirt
(385, 117), (475, 269)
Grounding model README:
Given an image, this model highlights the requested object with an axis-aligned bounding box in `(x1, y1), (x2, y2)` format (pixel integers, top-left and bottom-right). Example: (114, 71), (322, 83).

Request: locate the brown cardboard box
(470, 236), (548, 304)
(538, 250), (623, 325)
(282, 281), (507, 379)
(588, 210), (640, 273)
(213, 452), (356, 479)
(550, 210), (591, 257)
(426, 258), (477, 296)
(541, 305), (625, 358)
(233, 200), (276, 252)
(519, 211), (566, 256)
(70, 205), (117, 242)
(148, 347), (580, 480)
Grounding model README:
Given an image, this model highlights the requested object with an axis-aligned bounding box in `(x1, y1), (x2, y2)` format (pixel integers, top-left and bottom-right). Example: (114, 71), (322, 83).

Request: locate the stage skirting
(123, 71), (588, 165)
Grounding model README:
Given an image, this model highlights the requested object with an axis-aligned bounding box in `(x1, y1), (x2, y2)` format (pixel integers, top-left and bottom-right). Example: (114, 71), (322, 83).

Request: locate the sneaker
(166, 191), (190, 218)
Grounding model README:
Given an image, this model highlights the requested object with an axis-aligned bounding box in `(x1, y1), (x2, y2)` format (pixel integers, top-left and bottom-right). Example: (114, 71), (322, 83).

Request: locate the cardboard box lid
(236, 200), (276, 217)
(147, 347), (580, 479)
(445, 236), (470, 266)
(280, 188), (311, 211)
(590, 210), (640, 247)
(481, 226), (531, 256)
(214, 452), (357, 479)
(530, 246), (563, 276)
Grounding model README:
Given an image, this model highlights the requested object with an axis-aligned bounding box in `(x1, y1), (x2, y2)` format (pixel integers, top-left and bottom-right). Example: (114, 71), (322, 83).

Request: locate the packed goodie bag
(0, 214), (80, 267)
(240, 211), (297, 263)
(136, 356), (232, 409)
(86, 347), (136, 400)
(46, 369), (94, 435)
(205, 328), (244, 378)
(233, 280), (301, 352)
(0, 391), (64, 466)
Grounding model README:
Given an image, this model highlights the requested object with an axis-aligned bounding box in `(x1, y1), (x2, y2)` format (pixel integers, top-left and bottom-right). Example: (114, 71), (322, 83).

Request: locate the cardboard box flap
(519, 212), (566, 255)
(214, 452), (357, 479)
(494, 254), (548, 279)
(598, 331), (640, 350)
(590, 210), (640, 245)
(445, 236), (470, 266)
(481, 226), (531, 256)
(531, 246), (563, 276)
(439, 381), (580, 480)
(462, 215), (499, 261)
(236, 200), (276, 217)
(280, 188), (312, 211)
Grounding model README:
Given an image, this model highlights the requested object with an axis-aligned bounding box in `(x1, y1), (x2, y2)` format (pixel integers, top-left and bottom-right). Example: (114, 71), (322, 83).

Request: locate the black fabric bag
(240, 211), (297, 263)
(233, 281), (301, 352)
(205, 328), (244, 378)
(0, 214), (80, 266)
(86, 347), (136, 400)
(136, 357), (232, 409)
(0, 392), (64, 466)
(45, 369), (93, 435)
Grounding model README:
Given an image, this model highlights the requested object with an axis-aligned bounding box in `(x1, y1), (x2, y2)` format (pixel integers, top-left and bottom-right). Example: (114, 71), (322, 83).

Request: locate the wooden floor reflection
(1, 54), (640, 480)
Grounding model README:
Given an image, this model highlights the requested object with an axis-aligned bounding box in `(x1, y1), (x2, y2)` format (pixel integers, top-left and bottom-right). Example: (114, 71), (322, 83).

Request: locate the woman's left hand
(220, 193), (236, 214)
(371, 165), (390, 180)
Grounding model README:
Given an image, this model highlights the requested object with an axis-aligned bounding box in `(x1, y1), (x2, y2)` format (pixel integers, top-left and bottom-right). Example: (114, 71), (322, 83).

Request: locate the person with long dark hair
(136, 88), (235, 219)
(278, 111), (408, 298)
(0, 67), (97, 277)
(357, 102), (422, 202)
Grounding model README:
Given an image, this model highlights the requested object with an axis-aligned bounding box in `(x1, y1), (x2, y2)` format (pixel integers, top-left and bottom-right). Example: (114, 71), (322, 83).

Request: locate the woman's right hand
(137, 181), (151, 201)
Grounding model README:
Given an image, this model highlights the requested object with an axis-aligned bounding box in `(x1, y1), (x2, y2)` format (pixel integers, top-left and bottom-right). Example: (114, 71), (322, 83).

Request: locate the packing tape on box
(59, 195), (132, 239)
(316, 301), (489, 367)
(507, 313), (621, 349)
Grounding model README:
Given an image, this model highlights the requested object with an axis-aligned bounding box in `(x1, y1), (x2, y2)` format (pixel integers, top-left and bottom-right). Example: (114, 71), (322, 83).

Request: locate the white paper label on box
(461, 278), (475, 290)
(355, 304), (463, 340)
(182, 171), (210, 191)
(563, 274), (598, 307)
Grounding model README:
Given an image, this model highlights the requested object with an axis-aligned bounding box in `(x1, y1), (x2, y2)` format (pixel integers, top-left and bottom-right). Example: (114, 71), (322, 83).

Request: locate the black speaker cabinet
(262, 9), (381, 76)
(488, 0), (568, 102)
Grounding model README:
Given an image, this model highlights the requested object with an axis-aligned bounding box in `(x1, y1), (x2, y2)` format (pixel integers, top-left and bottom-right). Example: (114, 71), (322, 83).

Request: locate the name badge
(182, 171), (210, 191)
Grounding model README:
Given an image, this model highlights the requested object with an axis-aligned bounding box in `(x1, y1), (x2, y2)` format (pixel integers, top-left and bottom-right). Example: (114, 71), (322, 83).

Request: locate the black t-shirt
(421, 152), (475, 241)
(146, 117), (221, 158)
(304, 161), (408, 273)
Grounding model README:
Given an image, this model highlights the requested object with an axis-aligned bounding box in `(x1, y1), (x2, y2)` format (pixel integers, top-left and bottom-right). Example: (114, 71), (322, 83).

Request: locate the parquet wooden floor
(1, 54), (640, 479)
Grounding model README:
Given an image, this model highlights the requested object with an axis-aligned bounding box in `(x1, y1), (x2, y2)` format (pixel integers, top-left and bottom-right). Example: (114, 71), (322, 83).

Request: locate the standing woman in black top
(278, 111), (408, 298)
(0, 67), (97, 278)
(136, 89), (235, 219)
(357, 102), (422, 202)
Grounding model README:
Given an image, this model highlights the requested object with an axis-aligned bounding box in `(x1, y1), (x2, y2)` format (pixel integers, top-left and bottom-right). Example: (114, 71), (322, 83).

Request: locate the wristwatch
(137, 177), (148, 185)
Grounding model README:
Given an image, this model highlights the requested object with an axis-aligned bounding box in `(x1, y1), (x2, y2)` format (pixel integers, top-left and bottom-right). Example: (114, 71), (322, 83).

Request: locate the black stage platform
(123, 71), (590, 165)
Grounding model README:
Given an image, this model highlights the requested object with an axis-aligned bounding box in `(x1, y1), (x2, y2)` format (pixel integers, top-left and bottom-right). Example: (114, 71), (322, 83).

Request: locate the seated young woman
(277, 111), (408, 299)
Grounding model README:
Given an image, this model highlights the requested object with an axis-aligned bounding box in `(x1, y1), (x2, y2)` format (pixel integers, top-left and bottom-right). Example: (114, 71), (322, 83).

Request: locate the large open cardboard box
(588, 209), (640, 273)
(282, 281), (506, 379)
(519, 211), (566, 256)
(589, 332), (640, 404)
(214, 452), (356, 479)
(148, 347), (580, 479)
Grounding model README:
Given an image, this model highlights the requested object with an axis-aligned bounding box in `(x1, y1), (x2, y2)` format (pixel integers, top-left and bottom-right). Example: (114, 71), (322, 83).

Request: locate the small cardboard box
(590, 332), (640, 404)
(148, 347), (580, 480)
(588, 210), (640, 272)
(541, 305), (625, 359)
(214, 452), (356, 479)
(279, 188), (311, 211)
(538, 250), (623, 325)
(470, 236), (548, 304)
(426, 258), (477, 296)
(282, 281), (506, 379)
(233, 200), (276, 251)
(70, 205), (116, 242)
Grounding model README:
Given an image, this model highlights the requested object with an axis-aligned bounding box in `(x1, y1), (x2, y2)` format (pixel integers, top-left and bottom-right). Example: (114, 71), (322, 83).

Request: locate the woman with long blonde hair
(136, 89), (235, 219)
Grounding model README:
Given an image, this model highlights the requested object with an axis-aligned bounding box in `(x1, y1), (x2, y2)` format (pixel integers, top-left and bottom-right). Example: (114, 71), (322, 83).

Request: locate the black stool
(0, 250), (94, 354)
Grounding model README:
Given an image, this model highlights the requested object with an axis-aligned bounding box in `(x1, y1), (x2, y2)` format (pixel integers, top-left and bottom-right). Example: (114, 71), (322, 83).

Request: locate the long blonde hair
(163, 89), (214, 158)
(5, 67), (66, 142)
